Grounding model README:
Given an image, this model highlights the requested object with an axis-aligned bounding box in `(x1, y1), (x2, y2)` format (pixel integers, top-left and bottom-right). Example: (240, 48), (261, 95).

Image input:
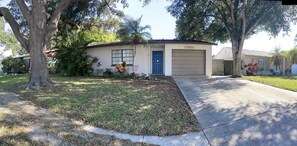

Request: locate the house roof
(87, 39), (217, 49)
(242, 49), (271, 57)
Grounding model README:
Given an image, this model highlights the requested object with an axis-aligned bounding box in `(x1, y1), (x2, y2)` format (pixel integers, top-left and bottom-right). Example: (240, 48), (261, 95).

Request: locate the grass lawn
(0, 121), (37, 146)
(243, 76), (297, 92)
(0, 74), (199, 136)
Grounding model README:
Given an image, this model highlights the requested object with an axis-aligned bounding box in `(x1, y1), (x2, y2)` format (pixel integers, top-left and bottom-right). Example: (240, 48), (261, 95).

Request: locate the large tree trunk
(231, 39), (244, 77)
(1, 0), (93, 90)
(28, 37), (52, 90)
(27, 0), (52, 90)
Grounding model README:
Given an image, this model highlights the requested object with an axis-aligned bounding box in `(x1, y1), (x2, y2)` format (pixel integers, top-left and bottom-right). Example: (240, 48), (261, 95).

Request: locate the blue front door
(152, 51), (163, 75)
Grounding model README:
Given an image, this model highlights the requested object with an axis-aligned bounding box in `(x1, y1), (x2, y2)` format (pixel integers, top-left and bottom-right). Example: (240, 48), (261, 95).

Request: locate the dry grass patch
(0, 74), (199, 136)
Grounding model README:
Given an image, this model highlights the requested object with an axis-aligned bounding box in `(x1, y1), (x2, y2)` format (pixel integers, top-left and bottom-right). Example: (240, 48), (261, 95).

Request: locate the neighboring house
(7, 49), (58, 72)
(86, 39), (215, 76)
(213, 47), (272, 75)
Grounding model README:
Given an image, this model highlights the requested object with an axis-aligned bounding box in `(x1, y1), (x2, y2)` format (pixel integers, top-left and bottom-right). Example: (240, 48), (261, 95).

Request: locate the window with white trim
(112, 49), (133, 65)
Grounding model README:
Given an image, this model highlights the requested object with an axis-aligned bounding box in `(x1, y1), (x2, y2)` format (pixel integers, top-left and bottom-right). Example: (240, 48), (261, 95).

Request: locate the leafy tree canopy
(0, 0), (150, 89)
(85, 26), (117, 45)
(168, 0), (296, 42)
(167, 0), (297, 76)
(0, 17), (21, 55)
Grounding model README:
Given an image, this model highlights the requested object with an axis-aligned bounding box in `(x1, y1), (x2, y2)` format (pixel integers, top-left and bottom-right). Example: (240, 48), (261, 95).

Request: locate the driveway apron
(174, 76), (297, 146)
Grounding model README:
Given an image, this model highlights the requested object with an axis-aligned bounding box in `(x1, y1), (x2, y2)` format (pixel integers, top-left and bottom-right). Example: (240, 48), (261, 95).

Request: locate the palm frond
(116, 15), (152, 44)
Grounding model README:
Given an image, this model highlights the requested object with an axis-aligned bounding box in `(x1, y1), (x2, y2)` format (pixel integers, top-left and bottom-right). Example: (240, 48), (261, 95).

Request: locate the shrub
(55, 29), (98, 76)
(103, 68), (113, 77)
(1, 57), (28, 74)
(244, 62), (259, 76)
(112, 73), (133, 79)
(115, 61), (127, 73)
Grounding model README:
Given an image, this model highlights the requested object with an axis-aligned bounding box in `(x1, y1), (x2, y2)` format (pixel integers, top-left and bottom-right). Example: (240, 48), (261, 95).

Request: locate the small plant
(148, 74), (154, 80)
(103, 68), (113, 77)
(115, 61), (127, 73)
(138, 73), (146, 80)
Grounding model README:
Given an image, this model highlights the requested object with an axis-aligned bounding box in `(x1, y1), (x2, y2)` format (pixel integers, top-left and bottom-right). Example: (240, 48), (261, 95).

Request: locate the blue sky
(1, 0), (297, 55)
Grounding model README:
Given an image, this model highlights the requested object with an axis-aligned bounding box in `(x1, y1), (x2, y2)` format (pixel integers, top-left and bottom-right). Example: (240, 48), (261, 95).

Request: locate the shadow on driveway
(174, 76), (297, 146)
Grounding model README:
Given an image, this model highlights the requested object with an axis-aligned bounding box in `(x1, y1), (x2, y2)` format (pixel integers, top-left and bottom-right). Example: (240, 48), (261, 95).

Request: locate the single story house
(86, 39), (216, 76)
(213, 47), (291, 75)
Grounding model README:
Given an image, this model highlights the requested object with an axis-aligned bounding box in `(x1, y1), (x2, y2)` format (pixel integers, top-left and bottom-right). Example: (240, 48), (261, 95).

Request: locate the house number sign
(184, 46), (195, 49)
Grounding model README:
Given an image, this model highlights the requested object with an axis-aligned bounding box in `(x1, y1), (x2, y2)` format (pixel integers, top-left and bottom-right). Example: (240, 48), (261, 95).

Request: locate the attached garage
(172, 49), (206, 76)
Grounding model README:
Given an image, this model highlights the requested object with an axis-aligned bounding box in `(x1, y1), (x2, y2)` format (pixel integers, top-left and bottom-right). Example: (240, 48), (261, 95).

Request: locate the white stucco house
(86, 39), (216, 76)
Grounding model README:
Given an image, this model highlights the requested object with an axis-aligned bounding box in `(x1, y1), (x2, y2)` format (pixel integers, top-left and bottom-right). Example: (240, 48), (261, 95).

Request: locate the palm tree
(116, 16), (152, 73)
(270, 47), (284, 72)
(287, 48), (297, 64)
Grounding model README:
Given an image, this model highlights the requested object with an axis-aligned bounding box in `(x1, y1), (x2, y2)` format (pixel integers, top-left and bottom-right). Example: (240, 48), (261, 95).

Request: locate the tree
(0, 0), (129, 89)
(287, 48), (297, 64)
(116, 16), (152, 73)
(85, 27), (117, 44)
(270, 47), (283, 72)
(168, 0), (295, 77)
(55, 29), (97, 76)
(282, 48), (297, 64)
(0, 17), (21, 55)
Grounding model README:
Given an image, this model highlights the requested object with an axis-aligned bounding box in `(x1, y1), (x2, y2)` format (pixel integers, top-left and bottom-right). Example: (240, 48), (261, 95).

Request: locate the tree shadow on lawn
(16, 77), (200, 136)
(0, 93), (155, 146)
(183, 77), (297, 146)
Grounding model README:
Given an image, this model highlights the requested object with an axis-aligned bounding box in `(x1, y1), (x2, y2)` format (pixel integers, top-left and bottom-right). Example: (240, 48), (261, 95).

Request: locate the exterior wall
(87, 44), (152, 75)
(87, 45), (132, 75)
(165, 44), (213, 76)
(241, 55), (271, 71)
(134, 45), (151, 75)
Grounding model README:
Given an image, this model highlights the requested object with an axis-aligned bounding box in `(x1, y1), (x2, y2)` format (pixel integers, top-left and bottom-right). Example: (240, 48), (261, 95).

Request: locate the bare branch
(0, 7), (29, 52)
(16, 0), (31, 21)
(45, 0), (91, 44)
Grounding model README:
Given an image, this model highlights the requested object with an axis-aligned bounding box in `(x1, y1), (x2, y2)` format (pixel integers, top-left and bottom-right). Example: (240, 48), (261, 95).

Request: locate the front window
(259, 59), (265, 66)
(112, 49), (133, 65)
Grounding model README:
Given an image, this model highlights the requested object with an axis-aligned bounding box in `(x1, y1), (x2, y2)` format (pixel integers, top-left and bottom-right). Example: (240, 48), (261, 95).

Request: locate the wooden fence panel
(212, 59), (224, 75)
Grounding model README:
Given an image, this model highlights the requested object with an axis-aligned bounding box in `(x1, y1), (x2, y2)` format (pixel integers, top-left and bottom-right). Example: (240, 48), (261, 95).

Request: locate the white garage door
(172, 49), (206, 76)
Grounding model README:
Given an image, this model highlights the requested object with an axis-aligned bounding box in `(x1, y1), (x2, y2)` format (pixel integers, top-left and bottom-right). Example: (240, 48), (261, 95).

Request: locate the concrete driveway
(174, 76), (297, 146)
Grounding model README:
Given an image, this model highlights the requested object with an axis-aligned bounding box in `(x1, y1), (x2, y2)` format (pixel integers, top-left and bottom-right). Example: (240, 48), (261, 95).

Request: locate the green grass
(0, 121), (36, 146)
(0, 111), (36, 146)
(243, 76), (297, 92)
(0, 74), (199, 136)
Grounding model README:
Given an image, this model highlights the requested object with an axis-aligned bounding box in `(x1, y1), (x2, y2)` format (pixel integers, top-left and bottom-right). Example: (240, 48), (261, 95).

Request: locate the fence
(212, 59), (224, 75)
